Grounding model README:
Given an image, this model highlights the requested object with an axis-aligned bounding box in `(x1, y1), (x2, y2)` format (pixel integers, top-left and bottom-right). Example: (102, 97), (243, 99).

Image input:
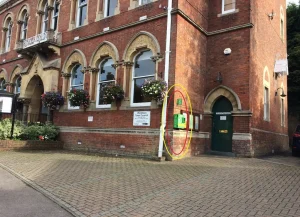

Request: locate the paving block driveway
(0, 151), (300, 217)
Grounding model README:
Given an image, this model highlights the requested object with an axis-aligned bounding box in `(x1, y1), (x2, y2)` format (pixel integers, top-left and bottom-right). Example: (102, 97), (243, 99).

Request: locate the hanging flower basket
(68, 89), (90, 108)
(102, 84), (125, 104)
(141, 79), (167, 101)
(41, 92), (64, 110)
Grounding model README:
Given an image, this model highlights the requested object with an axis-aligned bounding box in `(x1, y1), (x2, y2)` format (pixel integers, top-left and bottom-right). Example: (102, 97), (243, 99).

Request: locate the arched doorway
(211, 96), (233, 152)
(24, 75), (47, 123)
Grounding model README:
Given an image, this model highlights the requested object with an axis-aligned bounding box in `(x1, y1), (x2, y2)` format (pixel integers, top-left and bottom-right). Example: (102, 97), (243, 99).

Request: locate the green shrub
(21, 123), (59, 141)
(0, 118), (24, 140)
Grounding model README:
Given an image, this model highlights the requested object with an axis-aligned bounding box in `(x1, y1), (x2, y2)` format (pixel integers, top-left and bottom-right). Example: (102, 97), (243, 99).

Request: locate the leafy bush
(21, 123), (59, 141)
(0, 118), (24, 140)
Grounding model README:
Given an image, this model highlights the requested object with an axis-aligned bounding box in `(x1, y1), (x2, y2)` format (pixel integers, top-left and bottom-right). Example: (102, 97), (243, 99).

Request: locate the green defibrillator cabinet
(173, 114), (186, 129)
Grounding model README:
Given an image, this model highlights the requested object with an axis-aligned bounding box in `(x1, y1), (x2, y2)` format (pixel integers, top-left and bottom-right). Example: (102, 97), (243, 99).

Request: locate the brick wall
(0, 140), (63, 151)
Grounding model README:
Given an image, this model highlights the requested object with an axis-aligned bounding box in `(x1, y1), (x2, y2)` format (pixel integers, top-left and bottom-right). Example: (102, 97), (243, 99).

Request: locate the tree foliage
(287, 2), (300, 113)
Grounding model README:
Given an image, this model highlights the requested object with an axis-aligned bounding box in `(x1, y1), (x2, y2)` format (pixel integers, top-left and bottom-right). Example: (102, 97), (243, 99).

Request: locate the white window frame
(21, 14), (28, 40)
(15, 76), (21, 94)
(96, 58), (116, 109)
(130, 50), (155, 107)
(76, 0), (87, 27)
(222, 0), (236, 14)
(139, 0), (152, 5)
(264, 87), (270, 121)
(42, 3), (48, 33)
(68, 64), (84, 110)
(5, 22), (12, 52)
(52, 1), (59, 31)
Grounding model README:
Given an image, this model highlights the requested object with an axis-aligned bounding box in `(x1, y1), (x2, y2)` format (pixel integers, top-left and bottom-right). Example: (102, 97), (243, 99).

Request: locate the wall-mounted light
(268, 10), (276, 20)
(275, 87), (286, 97)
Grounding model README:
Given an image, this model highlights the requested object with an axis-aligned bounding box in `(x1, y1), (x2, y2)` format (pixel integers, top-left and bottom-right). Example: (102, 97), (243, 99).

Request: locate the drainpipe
(158, 0), (173, 159)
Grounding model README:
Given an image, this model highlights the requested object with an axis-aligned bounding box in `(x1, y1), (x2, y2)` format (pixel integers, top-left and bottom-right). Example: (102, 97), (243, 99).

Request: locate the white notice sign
(88, 116), (93, 122)
(0, 97), (12, 113)
(220, 116), (226, 120)
(133, 111), (151, 126)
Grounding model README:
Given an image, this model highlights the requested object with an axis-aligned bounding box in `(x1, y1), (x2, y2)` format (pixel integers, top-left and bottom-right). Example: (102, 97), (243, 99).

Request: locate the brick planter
(0, 140), (63, 151)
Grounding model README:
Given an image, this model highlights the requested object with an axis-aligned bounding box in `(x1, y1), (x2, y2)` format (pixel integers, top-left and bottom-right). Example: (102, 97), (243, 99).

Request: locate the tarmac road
(0, 167), (72, 217)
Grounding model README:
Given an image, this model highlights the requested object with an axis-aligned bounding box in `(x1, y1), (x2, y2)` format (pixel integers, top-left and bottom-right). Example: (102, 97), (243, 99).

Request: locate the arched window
(52, 1), (59, 31)
(5, 20), (12, 52)
(131, 50), (155, 106)
(15, 76), (21, 94)
(77, 0), (87, 27)
(96, 58), (116, 108)
(42, 3), (48, 33)
(69, 64), (84, 109)
(0, 79), (6, 91)
(21, 13), (28, 40)
(70, 64), (84, 90)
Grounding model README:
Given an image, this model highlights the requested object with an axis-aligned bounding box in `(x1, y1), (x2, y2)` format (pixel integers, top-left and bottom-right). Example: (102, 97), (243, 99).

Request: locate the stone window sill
(217, 9), (239, 17)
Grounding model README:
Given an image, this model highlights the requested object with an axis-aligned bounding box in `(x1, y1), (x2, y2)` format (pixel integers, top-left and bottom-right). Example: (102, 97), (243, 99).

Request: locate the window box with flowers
(141, 79), (167, 106)
(102, 84), (125, 109)
(68, 89), (90, 110)
(41, 92), (64, 110)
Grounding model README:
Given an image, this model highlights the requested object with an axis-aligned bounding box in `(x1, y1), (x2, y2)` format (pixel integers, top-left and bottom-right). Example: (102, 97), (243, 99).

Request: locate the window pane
(134, 50), (155, 77)
(224, 0), (235, 11)
(53, 17), (58, 31)
(16, 77), (21, 93)
(71, 65), (84, 86)
(98, 81), (114, 105)
(99, 58), (115, 82)
(133, 76), (154, 103)
(107, 0), (117, 16)
(79, 5), (87, 26)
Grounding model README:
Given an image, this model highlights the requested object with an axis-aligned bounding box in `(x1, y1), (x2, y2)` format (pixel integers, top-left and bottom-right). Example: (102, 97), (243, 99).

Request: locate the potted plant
(141, 79), (167, 103)
(68, 89), (90, 109)
(102, 84), (125, 105)
(41, 91), (64, 110)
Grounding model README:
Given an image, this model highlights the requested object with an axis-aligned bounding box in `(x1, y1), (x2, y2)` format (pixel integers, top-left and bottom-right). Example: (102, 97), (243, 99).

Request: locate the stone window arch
(10, 65), (23, 94)
(62, 49), (87, 103)
(16, 4), (30, 43)
(204, 85), (242, 114)
(89, 41), (119, 108)
(263, 66), (270, 121)
(1, 13), (14, 53)
(122, 31), (162, 104)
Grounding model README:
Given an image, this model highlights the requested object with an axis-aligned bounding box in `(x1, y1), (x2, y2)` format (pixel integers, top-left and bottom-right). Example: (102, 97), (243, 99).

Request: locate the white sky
(287, 0), (299, 4)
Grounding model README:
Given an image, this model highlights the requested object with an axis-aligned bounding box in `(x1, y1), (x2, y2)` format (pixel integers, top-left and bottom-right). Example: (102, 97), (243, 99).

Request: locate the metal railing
(14, 113), (48, 124)
(17, 30), (61, 50)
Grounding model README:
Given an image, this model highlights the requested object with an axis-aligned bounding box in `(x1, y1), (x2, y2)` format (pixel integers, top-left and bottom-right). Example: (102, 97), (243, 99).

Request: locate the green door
(211, 96), (233, 152)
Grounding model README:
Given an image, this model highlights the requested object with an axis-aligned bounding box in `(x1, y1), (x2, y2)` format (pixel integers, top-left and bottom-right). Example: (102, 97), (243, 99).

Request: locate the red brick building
(0, 0), (289, 159)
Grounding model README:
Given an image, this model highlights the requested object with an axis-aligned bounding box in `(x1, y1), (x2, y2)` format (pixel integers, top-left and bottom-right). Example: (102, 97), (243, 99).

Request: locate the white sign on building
(133, 111), (151, 126)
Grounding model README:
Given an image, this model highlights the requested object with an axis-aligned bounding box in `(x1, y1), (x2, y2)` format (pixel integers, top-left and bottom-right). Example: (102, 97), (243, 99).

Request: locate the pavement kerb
(0, 163), (80, 217)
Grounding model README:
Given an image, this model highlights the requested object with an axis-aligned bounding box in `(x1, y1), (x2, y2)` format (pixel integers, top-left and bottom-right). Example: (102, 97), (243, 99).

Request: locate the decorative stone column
(122, 61), (133, 98)
(18, 98), (31, 124)
(16, 20), (23, 42)
(47, 6), (54, 30)
(37, 10), (44, 34)
(1, 27), (8, 53)
(61, 72), (71, 100)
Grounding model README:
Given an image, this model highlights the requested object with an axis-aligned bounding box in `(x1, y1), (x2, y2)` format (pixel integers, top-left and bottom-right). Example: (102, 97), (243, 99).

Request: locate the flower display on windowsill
(68, 89), (90, 108)
(41, 91), (64, 110)
(102, 84), (125, 104)
(141, 79), (167, 101)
